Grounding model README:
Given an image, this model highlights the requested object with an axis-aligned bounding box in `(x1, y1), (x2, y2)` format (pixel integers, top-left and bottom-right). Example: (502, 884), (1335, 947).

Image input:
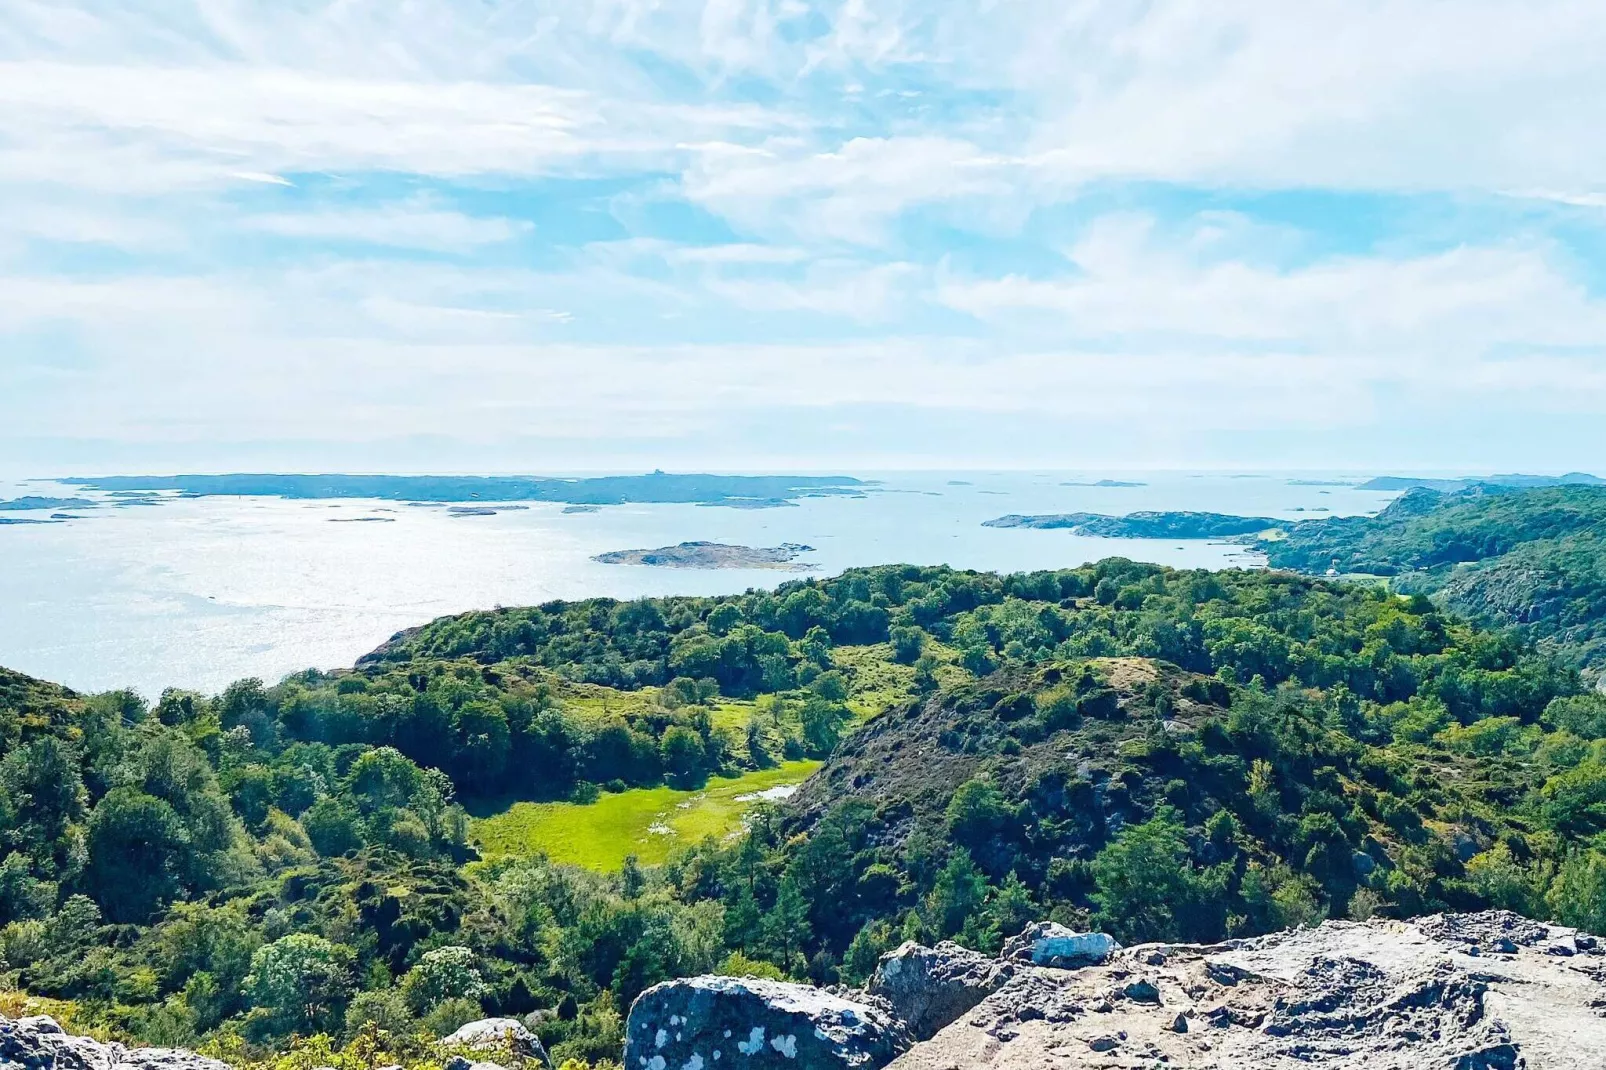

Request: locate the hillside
(4, 560), (1606, 1067)
(1262, 485), (1606, 670)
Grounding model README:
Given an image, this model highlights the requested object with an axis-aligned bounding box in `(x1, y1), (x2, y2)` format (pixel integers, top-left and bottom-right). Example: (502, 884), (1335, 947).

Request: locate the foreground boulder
(625, 975), (910, 1069)
(0, 1014), (229, 1070)
(868, 941), (1012, 1040)
(999, 922), (1119, 968)
(441, 1017), (549, 1065)
(888, 911), (1606, 1069)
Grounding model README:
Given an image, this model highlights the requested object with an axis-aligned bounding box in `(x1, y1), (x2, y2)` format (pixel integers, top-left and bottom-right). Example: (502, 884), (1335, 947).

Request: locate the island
(593, 541), (817, 570)
(694, 497), (797, 509)
(562, 505), (601, 514)
(58, 471), (868, 509)
(1060, 479), (1147, 487)
(447, 505), (528, 517)
(983, 511), (1283, 539)
(1357, 472), (1605, 492)
(0, 496), (95, 511)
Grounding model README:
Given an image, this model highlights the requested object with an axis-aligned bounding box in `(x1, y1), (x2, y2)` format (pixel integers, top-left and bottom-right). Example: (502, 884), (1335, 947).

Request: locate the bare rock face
(868, 941), (1013, 1040)
(441, 1017), (548, 1065)
(0, 1015), (231, 1070)
(887, 911), (1606, 1069)
(624, 975), (911, 1069)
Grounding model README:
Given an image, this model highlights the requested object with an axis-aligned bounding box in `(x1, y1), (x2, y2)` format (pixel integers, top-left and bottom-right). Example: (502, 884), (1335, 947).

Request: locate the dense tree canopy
(0, 559), (1603, 1068)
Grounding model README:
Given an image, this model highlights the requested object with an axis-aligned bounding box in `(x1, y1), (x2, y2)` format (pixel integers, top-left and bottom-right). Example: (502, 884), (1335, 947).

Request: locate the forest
(3, 558), (1606, 1068)
(1264, 484), (1606, 670)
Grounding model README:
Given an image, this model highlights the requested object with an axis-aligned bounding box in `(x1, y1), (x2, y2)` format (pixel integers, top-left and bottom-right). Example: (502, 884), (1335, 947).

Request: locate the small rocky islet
(593, 541), (817, 570)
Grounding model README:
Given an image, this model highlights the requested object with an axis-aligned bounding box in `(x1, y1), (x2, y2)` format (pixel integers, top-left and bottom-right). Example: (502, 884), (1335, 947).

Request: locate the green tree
(762, 876), (812, 970)
(925, 849), (988, 939)
(799, 697), (848, 757)
(400, 945), (488, 1014)
(1547, 849), (1606, 934)
(246, 933), (354, 1034)
(659, 726), (706, 787)
(301, 797), (363, 857)
(946, 779), (1011, 849)
(1, 737), (84, 847)
(85, 788), (189, 923)
(1092, 807), (1229, 943)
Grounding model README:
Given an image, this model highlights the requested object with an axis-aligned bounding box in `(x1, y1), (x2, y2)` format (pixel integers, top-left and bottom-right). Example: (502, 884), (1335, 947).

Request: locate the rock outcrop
(441, 1017), (549, 1066)
(998, 922), (1119, 969)
(0, 1015), (229, 1070)
(889, 911), (1606, 1069)
(624, 975), (911, 1069)
(867, 941), (1012, 1040)
(622, 913), (1606, 1070)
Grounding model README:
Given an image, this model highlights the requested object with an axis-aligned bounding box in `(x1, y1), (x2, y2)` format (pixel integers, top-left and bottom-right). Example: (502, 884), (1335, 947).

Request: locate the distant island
(1060, 479), (1147, 487)
(1357, 472), (1604, 492)
(593, 541), (817, 570)
(447, 505), (528, 517)
(0, 496), (95, 511)
(562, 505), (601, 514)
(57, 471), (868, 509)
(694, 497), (797, 509)
(984, 511), (1281, 539)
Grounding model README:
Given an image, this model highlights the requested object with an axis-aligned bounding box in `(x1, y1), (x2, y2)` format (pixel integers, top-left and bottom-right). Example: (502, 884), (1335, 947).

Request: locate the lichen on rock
(624, 975), (910, 1069)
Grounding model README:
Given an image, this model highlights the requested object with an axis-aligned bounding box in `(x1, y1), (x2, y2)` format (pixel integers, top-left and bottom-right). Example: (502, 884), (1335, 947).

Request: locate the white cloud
(667, 243), (810, 265)
(939, 214), (1606, 358)
(702, 259), (918, 318)
(247, 201), (532, 252)
(681, 135), (1016, 241)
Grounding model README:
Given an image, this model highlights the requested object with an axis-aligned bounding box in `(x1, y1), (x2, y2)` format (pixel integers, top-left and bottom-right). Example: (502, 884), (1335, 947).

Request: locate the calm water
(0, 472), (1397, 697)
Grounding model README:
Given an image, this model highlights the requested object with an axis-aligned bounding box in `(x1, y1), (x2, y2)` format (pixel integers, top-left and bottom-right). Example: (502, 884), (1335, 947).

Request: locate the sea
(0, 472), (1399, 698)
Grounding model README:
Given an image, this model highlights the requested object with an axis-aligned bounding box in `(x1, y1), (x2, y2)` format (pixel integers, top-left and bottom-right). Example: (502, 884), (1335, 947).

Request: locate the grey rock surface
(868, 941), (1012, 1040)
(625, 975), (911, 1069)
(887, 911), (1606, 1069)
(441, 1018), (548, 1066)
(0, 1015), (231, 1070)
(999, 922), (1120, 969)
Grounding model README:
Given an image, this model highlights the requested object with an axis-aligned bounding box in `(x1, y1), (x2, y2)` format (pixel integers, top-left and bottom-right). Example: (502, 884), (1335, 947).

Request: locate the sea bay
(0, 471), (1398, 696)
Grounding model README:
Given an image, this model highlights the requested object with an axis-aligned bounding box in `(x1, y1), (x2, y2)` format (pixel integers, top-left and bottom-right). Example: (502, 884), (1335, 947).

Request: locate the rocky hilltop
(5, 913), (1600, 1069)
(625, 911), (1606, 1069)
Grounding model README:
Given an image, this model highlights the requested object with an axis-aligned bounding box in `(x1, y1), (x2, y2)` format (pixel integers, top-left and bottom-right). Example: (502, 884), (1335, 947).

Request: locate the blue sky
(4, 0), (1606, 473)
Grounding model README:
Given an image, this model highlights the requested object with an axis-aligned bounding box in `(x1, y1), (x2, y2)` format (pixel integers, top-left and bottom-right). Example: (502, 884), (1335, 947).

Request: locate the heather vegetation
(2, 559), (1606, 1067)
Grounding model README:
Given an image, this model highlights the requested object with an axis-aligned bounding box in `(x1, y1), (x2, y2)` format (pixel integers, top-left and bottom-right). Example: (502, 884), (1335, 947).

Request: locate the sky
(4, 1), (1606, 474)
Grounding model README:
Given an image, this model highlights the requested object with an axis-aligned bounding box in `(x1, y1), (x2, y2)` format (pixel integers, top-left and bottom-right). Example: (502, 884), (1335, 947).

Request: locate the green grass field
(470, 760), (821, 870)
